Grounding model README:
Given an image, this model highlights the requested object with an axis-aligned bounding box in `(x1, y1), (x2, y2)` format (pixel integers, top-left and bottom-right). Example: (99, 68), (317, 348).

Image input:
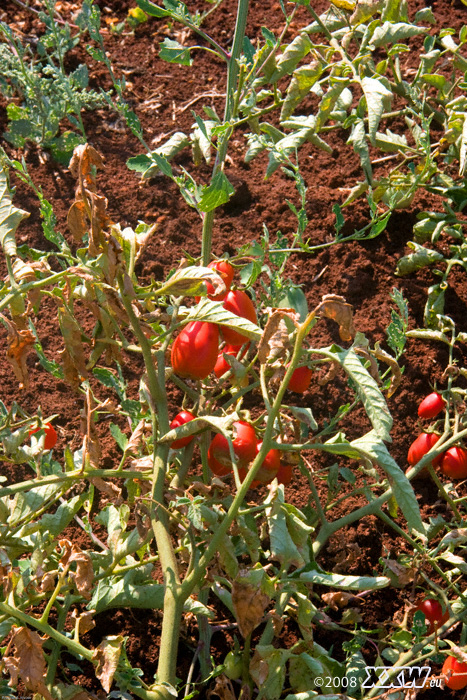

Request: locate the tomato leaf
(184, 298), (262, 341)
(197, 171), (235, 212)
(395, 241), (444, 276)
(0, 166), (30, 258)
(294, 566), (391, 590)
(351, 430), (425, 537)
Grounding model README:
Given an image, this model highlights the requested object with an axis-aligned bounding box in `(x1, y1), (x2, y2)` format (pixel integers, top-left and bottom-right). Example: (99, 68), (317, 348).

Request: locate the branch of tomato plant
(201, 0), (249, 265)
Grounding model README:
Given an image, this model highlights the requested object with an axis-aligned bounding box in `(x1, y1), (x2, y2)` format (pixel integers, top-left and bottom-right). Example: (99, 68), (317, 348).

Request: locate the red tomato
(277, 463), (293, 485)
(208, 260), (234, 290)
(171, 321), (219, 380)
(214, 344), (245, 379)
(29, 423), (58, 450)
(222, 290), (257, 345)
(254, 441), (280, 484)
(414, 599), (449, 634)
(407, 433), (442, 467)
(440, 446), (467, 479)
(418, 392), (445, 419)
(170, 410), (196, 449)
(208, 421), (257, 469)
(207, 448), (233, 476)
(287, 365), (313, 393)
(442, 656), (467, 690)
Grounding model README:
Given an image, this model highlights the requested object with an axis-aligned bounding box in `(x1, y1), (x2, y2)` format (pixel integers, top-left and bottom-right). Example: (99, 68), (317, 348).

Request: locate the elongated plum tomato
(418, 392), (445, 420)
(208, 420), (257, 469)
(207, 449), (232, 476)
(440, 446), (467, 479)
(414, 598), (449, 634)
(287, 365), (313, 394)
(253, 441), (280, 484)
(29, 423), (57, 450)
(442, 656), (467, 690)
(222, 290), (257, 346)
(170, 410), (196, 449)
(407, 432), (442, 466)
(171, 321), (219, 380)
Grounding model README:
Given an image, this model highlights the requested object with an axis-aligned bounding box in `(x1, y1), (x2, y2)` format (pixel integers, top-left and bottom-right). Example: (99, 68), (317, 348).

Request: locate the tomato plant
(208, 420), (257, 469)
(287, 365), (312, 394)
(407, 433), (443, 467)
(171, 321), (219, 379)
(418, 392), (445, 420)
(414, 598), (449, 634)
(169, 410), (196, 449)
(29, 422), (58, 450)
(440, 446), (467, 479)
(222, 289), (257, 345)
(442, 656), (467, 690)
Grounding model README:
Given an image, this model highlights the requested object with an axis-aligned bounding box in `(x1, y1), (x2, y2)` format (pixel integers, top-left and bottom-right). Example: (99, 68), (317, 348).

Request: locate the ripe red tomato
(414, 599), (449, 634)
(287, 365), (313, 393)
(171, 321), (219, 380)
(207, 448), (232, 476)
(440, 446), (467, 479)
(418, 392), (445, 419)
(407, 433), (442, 467)
(254, 441), (280, 484)
(29, 423), (58, 450)
(208, 421), (257, 469)
(208, 260), (234, 290)
(442, 656), (467, 690)
(222, 290), (257, 346)
(170, 410), (196, 449)
(277, 463), (293, 485)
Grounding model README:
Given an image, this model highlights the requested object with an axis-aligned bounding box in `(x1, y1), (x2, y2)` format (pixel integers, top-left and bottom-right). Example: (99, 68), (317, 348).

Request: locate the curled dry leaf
(258, 310), (298, 364)
(67, 200), (88, 242)
(125, 419), (147, 457)
(1, 313), (35, 389)
(321, 591), (361, 611)
(3, 626), (53, 700)
(448, 645), (467, 664)
(231, 572), (270, 638)
(373, 342), (402, 398)
(206, 675), (237, 700)
(90, 477), (122, 504)
(92, 635), (124, 693)
(69, 143), (104, 194)
(317, 360), (340, 386)
(71, 609), (96, 637)
(354, 346), (380, 383)
(383, 558), (415, 588)
(316, 294), (356, 342)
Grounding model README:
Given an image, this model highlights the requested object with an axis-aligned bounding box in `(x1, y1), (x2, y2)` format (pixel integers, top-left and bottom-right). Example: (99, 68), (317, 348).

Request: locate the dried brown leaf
(68, 547), (94, 600)
(69, 144), (104, 194)
(383, 558), (415, 588)
(90, 477), (122, 503)
(232, 574), (270, 638)
(3, 627), (53, 700)
(373, 342), (402, 398)
(321, 591), (360, 611)
(1, 314), (35, 389)
(92, 635), (123, 693)
(67, 200), (88, 241)
(258, 310), (297, 364)
(125, 419), (147, 456)
(71, 609), (96, 637)
(207, 675), (237, 700)
(317, 294), (356, 342)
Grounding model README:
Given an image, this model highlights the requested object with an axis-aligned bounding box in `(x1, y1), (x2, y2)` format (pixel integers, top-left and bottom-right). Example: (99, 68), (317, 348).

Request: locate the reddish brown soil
(1, 0), (467, 698)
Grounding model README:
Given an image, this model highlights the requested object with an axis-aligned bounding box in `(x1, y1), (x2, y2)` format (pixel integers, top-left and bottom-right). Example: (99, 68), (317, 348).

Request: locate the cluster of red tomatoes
(170, 259), (313, 391)
(414, 599), (467, 689)
(169, 413), (293, 486)
(407, 392), (467, 479)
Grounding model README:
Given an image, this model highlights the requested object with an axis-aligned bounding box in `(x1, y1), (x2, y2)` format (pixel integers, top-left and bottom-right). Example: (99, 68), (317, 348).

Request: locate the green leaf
(295, 567), (391, 590)
(347, 118), (372, 183)
(159, 37), (193, 66)
(265, 488), (313, 570)
(459, 113), (467, 176)
(395, 241), (444, 276)
(183, 298), (261, 341)
(281, 63), (324, 120)
(386, 287), (408, 358)
(332, 346), (393, 441)
(0, 166), (30, 257)
(374, 129), (409, 153)
(126, 132), (188, 177)
(270, 33), (313, 82)
(41, 492), (89, 536)
(361, 77), (393, 144)
(110, 423), (128, 452)
(156, 265), (224, 297)
(351, 430), (425, 536)
(424, 283), (447, 330)
(369, 22), (426, 48)
(197, 171), (235, 212)
(136, 0), (171, 16)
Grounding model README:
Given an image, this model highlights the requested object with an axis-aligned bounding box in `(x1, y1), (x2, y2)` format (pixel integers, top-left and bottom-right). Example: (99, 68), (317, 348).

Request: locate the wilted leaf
(206, 675), (236, 700)
(321, 591), (360, 611)
(232, 572), (270, 638)
(3, 627), (53, 700)
(383, 558), (415, 587)
(69, 144), (104, 194)
(0, 166), (30, 258)
(258, 310), (297, 364)
(157, 265), (225, 297)
(316, 295), (356, 342)
(92, 635), (123, 692)
(71, 609), (96, 637)
(67, 200), (88, 241)
(1, 313), (35, 389)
